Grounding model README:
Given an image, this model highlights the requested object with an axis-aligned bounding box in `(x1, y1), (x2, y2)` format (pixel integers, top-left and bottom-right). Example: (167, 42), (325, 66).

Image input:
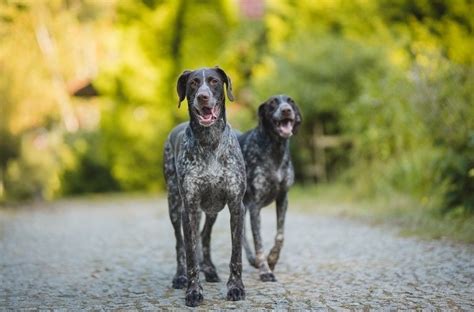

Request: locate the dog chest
(248, 161), (293, 206)
(178, 150), (244, 207)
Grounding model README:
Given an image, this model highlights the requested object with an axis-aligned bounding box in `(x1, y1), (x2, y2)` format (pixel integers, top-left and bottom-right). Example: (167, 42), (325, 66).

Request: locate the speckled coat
(163, 67), (246, 307)
(238, 95), (302, 282)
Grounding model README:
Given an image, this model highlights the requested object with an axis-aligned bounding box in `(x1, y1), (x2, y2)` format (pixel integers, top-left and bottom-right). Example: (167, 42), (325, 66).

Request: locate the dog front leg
(227, 200), (245, 301)
(268, 191), (288, 271)
(181, 199), (203, 307)
(250, 204), (276, 282)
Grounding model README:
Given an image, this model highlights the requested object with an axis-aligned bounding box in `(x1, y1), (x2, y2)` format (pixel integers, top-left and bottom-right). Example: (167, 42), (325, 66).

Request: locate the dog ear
(258, 101), (268, 124)
(288, 97), (303, 134)
(177, 70), (191, 108)
(214, 66), (234, 102)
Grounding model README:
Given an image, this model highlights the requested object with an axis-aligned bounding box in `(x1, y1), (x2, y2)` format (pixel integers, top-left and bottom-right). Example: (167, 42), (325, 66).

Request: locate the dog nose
(281, 107), (292, 115)
(197, 93), (209, 102)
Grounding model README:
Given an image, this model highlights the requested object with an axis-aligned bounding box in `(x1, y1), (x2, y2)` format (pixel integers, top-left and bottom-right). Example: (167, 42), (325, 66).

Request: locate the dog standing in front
(163, 67), (246, 307)
(239, 95), (302, 282)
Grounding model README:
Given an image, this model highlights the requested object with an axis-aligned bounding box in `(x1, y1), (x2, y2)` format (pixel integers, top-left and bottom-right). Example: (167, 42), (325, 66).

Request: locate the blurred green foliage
(95, 0), (237, 191)
(1, 0), (473, 217)
(60, 131), (120, 195)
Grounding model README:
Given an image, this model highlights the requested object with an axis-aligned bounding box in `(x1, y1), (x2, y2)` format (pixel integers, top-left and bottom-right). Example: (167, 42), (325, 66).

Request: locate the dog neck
(256, 125), (290, 163)
(188, 103), (227, 149)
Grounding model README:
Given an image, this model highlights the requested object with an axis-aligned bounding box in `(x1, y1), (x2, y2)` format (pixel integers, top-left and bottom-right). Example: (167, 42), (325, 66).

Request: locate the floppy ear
(258, 101), (268, 124)
(214, 66), (234, 102)
(289, 97), (303, 134)
(177, 70), (191, 108)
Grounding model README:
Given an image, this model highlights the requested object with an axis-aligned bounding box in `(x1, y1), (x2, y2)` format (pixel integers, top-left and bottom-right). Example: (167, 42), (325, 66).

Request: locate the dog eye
(190, 79), (200, 88)
(209, 78), (219, 86)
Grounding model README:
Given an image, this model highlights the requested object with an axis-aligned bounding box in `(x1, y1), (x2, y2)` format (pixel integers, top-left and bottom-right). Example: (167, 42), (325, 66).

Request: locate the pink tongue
(200, 107), (212, 121)
(280, 121), (293, 135)
(200, 107), (218, 122)
(211, 106), (219, 119)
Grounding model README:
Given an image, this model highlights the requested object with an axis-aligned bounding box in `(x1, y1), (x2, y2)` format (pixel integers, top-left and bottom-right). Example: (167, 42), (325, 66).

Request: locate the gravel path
(1, 196), (473, 310)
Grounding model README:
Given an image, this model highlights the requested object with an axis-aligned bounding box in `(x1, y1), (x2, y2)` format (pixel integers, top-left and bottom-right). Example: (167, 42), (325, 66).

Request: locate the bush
(252, 33), (383, 182)
(412, 61), (474, 213)
(60, 131), (120, 195)
(4, 130), (63, 200)
(438, 150), (474, 213)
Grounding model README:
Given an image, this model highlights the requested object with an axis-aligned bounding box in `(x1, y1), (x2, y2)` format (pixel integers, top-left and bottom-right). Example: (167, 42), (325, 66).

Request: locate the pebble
(0, 197), (473, 310)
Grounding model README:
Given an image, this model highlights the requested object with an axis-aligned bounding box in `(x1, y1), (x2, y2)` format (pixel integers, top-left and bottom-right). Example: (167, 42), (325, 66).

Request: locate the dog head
(258, 95), (302, 139)
(177, 67), (234, 127)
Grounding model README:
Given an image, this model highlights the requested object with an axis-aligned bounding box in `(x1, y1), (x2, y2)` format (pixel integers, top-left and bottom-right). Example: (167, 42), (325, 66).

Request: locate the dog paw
(260, 272), (277, 282)
(185, 285), (203, 307)
(172, 274), (187, 289)
(226, 281), (245, 301)
(204, 270), (221, 282)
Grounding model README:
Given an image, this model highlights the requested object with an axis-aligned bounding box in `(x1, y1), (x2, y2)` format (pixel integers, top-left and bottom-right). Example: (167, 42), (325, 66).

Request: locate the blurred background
(0, 0), (473, 227)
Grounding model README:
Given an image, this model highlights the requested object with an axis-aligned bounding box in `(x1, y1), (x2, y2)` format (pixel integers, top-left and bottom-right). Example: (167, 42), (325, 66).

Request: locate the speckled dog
(239, 95), (302, 282)
(163, 67), (246, 307)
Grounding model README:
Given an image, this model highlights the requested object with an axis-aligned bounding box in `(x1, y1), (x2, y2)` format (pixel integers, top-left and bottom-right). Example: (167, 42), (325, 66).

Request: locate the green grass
(290, 183), (474, 244)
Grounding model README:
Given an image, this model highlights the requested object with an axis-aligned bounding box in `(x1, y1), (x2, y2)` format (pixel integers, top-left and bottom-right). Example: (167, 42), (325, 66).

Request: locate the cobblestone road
(1, 197), (473, 310)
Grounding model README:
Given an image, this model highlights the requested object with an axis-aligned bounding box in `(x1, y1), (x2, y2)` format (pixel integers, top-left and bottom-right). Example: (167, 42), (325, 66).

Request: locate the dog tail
(242, 218), (258, 268)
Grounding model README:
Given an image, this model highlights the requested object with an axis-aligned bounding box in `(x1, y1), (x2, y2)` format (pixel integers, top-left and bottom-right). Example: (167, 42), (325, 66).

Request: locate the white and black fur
(238, 95), (302, 282)
(163, 67), (246, 307)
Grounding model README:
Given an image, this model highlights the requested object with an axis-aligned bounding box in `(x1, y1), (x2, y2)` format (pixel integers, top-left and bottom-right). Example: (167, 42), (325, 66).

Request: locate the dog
(238, 95), (302, 282)
(163, 67), (246, 307)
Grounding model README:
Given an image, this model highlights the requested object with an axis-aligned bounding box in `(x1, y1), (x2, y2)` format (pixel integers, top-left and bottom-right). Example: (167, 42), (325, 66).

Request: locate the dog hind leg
(242, 208), (258, 268)
(168, 188), (187, 289)
(200, 213), (220, 282)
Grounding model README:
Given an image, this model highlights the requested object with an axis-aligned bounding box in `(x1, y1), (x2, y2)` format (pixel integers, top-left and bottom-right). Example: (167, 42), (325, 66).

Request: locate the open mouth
(195, 105), (220, 127)
(276, 118), (294, 138)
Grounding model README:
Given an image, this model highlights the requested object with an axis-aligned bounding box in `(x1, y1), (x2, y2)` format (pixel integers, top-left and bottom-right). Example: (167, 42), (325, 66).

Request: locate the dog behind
(238, 94), (302, 282)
